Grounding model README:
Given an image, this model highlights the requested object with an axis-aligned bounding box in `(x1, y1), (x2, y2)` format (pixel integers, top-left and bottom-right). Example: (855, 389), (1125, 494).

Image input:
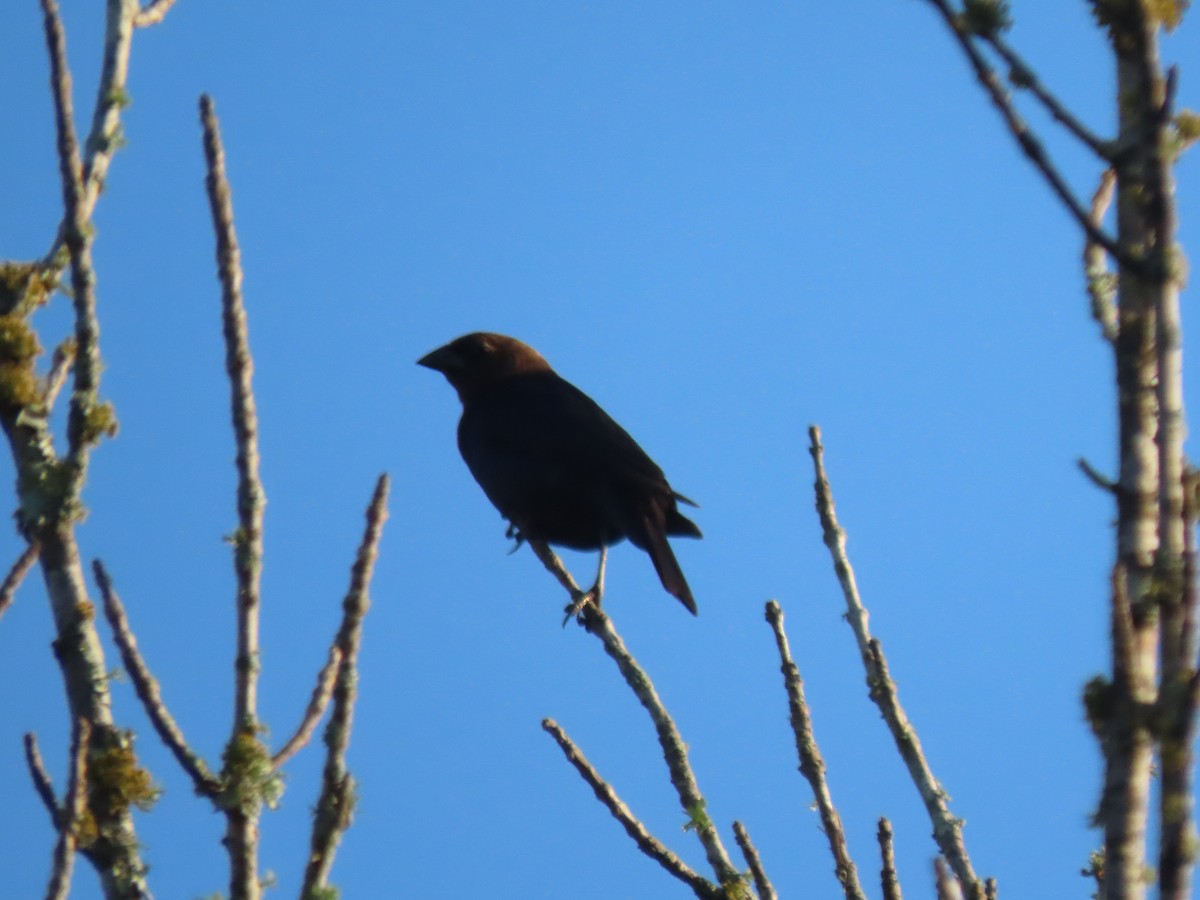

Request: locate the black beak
(417, 345), (459, 373)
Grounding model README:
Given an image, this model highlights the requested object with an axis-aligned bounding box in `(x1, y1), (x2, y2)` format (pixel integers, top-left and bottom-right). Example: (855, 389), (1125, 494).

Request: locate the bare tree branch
(877, 818), (902, 900)
(199, 91), (266, 900)
(24, 733), (60, 828)
(764, 600), (866, 900)
(934, 858), (965, 900)
(94, 559), (220, 796)
(915, 0), (1138, 273)
(302, 474), (389, 898)
(1078, 457), (1117, 494)
(1083, 170), (1118, 343)
(526, 539), (744, 890)
(733, 820), (777, 900)
(542, 718), (723, 900)
(0, 541), (39, 624)
(41, 0), (104, 507)
(33, 4), (151, 894)
(271, 646), (342, 769)
(45, 718), (90, 900)
(808, 425), (984, 899)
(43, 338), (75, 413)
(981, 31), (1110, 158)
(200, 92), (264, 734)
(133, 0), (180, 28)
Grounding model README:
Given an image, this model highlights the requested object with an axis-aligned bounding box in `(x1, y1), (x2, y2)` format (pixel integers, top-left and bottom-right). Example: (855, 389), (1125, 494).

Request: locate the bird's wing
(458, 371), (673, 509)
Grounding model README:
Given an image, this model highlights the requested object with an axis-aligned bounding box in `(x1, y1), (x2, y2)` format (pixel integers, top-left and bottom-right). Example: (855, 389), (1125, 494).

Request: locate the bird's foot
(506, 523), (526, 555)
(561, 585), (601, 628)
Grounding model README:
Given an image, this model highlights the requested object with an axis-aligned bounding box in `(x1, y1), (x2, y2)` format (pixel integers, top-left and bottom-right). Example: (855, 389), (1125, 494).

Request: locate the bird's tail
(637, 516), (698, 615)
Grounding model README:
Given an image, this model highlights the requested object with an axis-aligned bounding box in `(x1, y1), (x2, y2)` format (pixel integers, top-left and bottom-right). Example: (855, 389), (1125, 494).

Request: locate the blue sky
(3, 2), (1198, 898)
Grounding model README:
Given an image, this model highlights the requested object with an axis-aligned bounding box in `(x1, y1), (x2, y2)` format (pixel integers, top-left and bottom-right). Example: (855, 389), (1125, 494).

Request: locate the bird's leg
(588, 545), (607, 605)
(561, 546), (607, 627)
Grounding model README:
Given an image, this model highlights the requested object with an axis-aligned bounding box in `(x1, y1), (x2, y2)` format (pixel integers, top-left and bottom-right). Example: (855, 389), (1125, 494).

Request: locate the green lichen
(1146, 0), (1188, 31)
(106, 87), (132, 109)
(682, 799), (712, 833)
(81, 401), (119, 445)
(961, 0), (1013, 35)
(77, 737), (160, 850)
(1081, 848), (1105, 900)
(0, 316), (42, 363)
(0, 363), (42, 411)
(720, 876), (755, 900)
(219, 727), (284, 815)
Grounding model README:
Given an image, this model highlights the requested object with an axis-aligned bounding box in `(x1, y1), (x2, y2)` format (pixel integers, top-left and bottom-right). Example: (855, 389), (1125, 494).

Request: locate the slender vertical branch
(200, 92), (264, 733)
(45, 719), (91, 900)
(1103, 10), (1172, 899)
(934, 858), (965, 900)
(808, 426), (984, 899)
(764, 601), (865, 900)
(34, 4), (151, 896)
(199, 92), (264, 900)
(733, 821), (777, 900)
(42, 0), (103, 502)
(877, 818), (902, 900)
(302, 475), (389, 897)
(1084, 170), (1118, 343)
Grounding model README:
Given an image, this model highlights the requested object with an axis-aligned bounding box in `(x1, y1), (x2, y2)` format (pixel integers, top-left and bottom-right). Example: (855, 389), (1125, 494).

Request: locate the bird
(418, 332), (702, 614)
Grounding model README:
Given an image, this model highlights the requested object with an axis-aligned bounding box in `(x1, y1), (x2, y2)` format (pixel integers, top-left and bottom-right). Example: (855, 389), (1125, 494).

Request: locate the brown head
(417, 332), (553, 401)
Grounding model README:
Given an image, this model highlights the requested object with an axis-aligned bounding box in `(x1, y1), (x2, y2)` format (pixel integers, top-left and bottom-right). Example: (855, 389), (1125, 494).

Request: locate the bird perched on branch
(418, 332), (702, 614)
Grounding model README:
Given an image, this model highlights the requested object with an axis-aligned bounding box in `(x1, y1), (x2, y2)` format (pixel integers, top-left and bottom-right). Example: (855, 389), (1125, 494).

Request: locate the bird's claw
(505, 523), (526, 555)
(561, 587), (600, 628)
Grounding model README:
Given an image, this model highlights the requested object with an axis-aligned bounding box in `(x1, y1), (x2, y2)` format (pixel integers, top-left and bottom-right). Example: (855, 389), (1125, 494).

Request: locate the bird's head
(418, 332), (552, 400)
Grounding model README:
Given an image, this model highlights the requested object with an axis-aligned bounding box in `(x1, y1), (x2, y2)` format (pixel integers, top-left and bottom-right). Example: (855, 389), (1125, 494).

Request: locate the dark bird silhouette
(418, 332), (701, 614)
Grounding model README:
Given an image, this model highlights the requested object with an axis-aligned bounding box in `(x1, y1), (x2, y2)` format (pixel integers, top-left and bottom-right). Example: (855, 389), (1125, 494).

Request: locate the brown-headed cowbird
(418, 332), (701, 614)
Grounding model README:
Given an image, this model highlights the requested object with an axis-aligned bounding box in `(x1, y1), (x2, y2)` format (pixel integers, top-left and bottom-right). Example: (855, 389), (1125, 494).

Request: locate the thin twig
(982, 31), (1110, 158)
(531, 540), (743, 889)
(133, 0), (180, 28)
(1078, 457), (1117, 493)
(24, 733), (61, 828)
(42, 0), (104, 502)
(271, 646), (343, 769)
(93, 560), (220, 795)
(543, 718), (722, 900)
(200, 92), (264, 730)
(765, 600), (866, 900)
(0, 541), (40, 624)
(733, 820), (777, 900)
(43, 339), (75, 412)
(877, 818), (903, 900)
(200, 94), (264, 732)
(808, 426), (984, 899)
(917, 0), (1138, 273)
(45, 718), (90, 900)
(934, 858), (965, 900)
(301, 475), (389, 897)
(1083, 170), (1119, 343)
(200, 92), (265, 899)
